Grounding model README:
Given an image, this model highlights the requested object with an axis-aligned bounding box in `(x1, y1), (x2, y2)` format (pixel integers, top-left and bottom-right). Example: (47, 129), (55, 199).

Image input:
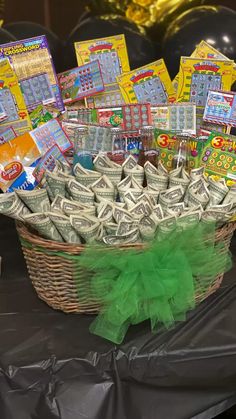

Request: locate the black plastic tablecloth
(1, 216), (236, 419)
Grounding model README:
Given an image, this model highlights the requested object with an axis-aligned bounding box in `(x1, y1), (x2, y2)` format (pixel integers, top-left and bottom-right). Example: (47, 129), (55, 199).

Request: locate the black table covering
(0, 216), (236, 419)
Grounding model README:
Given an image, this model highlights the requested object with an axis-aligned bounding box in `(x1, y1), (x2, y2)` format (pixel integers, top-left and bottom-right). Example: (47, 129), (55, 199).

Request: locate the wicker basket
(16, 221), (236, 314)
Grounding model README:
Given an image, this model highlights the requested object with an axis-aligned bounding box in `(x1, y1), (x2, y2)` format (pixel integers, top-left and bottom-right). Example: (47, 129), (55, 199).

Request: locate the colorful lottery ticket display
(0, 36), (64, 112)
(58, 61), (104, 104)
(204, 90), (236, 128)
(74, 35), (130, 107)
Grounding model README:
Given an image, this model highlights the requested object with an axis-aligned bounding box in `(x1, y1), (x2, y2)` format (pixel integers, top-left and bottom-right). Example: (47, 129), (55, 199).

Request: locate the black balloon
(162, 6), (236, 79)
(0, 27), (16, 45)
(63, 16), (160, 71)
(3, 21), (63, 72)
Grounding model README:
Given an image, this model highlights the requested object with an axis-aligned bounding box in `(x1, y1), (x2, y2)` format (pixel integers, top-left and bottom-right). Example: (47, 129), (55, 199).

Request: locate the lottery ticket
(30, 118), (72, 154)
(0, 127), (16, 145)
(117, 59), (176, 105)
(20, 73), (56, 111)
(58, 60), (104, 104)
(0, 59), (32, 135)
(199, 131), (236, 186)
(173, 40), (236, 92)
(75, 35), (130, 107)
(151, 103), (196, 135)
(33, 145), (69, 183)
(204, 90), (236, 127)
(0, 36), (64, 111)
(177, 57), (234, 107)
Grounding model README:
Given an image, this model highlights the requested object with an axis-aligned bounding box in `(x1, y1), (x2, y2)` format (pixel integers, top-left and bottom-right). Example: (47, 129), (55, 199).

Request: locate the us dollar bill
(0, 192), (17, 213)
(46, 172), (66, 198)
(2, 195), (31, 220)
(122, 155), (137, 171)
(51, 195), (65, 213)
(146, 172), (168, 191)
(16, 188), (51, 213)
(113, 206), (133, 223)
(116, 221), (138, 236)
(69, 189), (95, 205)
(223, 184), (236, 206)
(97, 202), (114, 222)
(207, 177), (228, 206)
(48, 212), (81, 243)
(23, 213), (63, 241)
(177, 211), (201, 229)
(103, 228), (140, 246)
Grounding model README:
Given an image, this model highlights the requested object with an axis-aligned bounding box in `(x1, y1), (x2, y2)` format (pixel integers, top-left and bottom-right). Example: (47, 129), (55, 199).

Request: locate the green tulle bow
(78, 222), (232, 344)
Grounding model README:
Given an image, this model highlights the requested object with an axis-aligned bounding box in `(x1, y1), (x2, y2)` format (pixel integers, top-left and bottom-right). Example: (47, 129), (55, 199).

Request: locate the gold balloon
(89, 0), (207, 28)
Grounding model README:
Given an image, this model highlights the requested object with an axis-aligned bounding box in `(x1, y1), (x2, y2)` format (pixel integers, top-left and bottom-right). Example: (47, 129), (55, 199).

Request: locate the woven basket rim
(16, 220), (236, 254)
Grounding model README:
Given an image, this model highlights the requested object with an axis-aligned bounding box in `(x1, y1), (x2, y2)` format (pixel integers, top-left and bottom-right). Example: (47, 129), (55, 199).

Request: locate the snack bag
(0, 133), (41, 192)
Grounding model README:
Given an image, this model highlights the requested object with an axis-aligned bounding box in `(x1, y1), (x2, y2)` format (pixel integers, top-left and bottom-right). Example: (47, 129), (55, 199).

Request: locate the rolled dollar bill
(73, 220), (100, 244)
(2, 195), (31, 220)
(190, 166), (205, 181)
(157, 215), (176, 238)
(51, 195), (65, 213)
(144, 161), (159, 175)
(223, 184), (236, 206)
(116, 220), (138, 236)
(61, 198), (92, 216)
(0, 192), (18, 213)
(97, 202), (114, 223)
(122, 155), (137, 171)
(23, 213), (63, 241)
(69, 189), (95, 205)
(169, 167), (190, 192)
(130, 202), (148, 220)
(152, 204), (164, 222)
(139, 215), (157, 241)
(146, 171), (168, 191)
(47, 212), (81, 244)
(70, 214), (98, 231)
(177, 210), (201, 229)
(159, 186), (184, 211)
(207, 177), (228, 206)
(113, 206), (133, 223)
(104, 222), (119, 235)
(16, 188), (51, 213)
(188, 180), (210, 209)
(46, 172), (66, 198)
(103, 228), (140, 246)
(75, 171), (101, 187)
(167, 202), (185, 215)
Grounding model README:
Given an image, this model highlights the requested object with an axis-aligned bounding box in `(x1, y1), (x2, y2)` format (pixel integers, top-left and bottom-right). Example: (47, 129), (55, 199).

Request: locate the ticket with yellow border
(177, 57), (234, 106)
(0, 58), (32, 135)
(75, 35), (130, 107)
(117, 59), (176, 105)
(173, 40), (236, 92)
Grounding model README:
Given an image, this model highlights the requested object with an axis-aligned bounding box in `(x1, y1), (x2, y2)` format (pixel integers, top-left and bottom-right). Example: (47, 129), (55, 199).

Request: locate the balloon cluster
(1, 4), (236, 82)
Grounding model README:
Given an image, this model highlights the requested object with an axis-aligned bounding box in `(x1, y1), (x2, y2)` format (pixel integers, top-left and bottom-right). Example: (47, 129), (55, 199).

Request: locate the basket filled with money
(0, 151), (234, 322)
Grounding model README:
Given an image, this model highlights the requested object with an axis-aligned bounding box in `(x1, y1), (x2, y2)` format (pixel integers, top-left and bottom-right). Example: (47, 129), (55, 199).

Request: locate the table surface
(0, 215), (236, 419)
